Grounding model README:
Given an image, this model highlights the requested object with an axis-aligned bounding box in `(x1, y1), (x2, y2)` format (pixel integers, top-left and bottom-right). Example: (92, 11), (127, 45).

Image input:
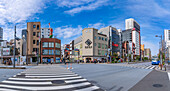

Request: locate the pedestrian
(51, 60), (53, 65)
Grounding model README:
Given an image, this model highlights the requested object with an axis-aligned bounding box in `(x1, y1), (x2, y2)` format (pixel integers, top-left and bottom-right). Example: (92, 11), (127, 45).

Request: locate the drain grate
(153, 84), (163, 88)
(51, 80), (65, 84)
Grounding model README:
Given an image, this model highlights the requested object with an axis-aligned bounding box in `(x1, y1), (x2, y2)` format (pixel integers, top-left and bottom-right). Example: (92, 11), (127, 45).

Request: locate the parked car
(152, 59), (160, 65)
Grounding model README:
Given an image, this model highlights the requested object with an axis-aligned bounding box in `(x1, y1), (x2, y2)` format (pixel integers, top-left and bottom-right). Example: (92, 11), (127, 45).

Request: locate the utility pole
(13, 26), (16, 68)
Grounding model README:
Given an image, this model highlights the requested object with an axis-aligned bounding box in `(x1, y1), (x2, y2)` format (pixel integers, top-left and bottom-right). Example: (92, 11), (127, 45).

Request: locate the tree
(136, 56), (140, 61)
(144, 57), (148, 61)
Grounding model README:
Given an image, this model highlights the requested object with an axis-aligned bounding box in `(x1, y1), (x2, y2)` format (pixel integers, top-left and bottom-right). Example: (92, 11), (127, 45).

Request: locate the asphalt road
(66, 63), (154, 91)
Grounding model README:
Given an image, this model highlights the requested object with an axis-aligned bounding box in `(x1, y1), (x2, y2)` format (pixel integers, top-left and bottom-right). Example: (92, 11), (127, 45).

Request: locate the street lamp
(155, 35), (163, 70)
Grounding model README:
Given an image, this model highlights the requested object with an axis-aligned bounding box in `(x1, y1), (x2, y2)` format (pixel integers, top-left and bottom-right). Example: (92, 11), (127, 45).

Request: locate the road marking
(0, 82), (91, 90)
(2, 80), (52, 85)
(8, 76), (82, 81)
(168, 72), (170, 81)
(0, 88), (18, 91)
(74, 86), (100, 91)
(25, 74), (78, 78)
(65, 79), (87, 83)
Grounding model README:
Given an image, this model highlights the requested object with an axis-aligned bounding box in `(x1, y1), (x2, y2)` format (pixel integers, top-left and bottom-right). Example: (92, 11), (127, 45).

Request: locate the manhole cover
(153, 84), (163, 88)
(51, 80), (65, 84)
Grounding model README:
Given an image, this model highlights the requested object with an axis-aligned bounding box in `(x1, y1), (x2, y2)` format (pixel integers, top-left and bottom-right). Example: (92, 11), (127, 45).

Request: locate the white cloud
(0, 0), (45, 40)
(54, 25), (83, 39)
(64, 0), (109, 15)
(56, 0), (95, 8)
(141, 37), (159, 56)
(88, 23), (105, 29)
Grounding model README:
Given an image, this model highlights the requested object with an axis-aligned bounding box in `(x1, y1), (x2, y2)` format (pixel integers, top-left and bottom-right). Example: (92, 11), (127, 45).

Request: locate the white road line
(65, 79), (87, 83)
(8, 76), (82, 81)
(0, 88), (18, 91)
(150, 66), (155, 69)
(145, 66), (152, 69)
(168, 72), (170, 81)
(74, 86), (100, 91)
(0, 82), (91, 90)
(25, 74), (78, 78)
(2, 80), (52, 85)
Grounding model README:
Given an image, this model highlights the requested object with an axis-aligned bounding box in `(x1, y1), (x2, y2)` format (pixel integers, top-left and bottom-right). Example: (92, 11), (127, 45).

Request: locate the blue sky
(0, 0), (170, 56)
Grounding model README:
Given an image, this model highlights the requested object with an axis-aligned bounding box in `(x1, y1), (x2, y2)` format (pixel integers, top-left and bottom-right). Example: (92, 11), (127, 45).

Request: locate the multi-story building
(82, 28), (108, 62)
(27, 22), (41, 63)
(125, 18), (141, 57)
(69, 40), (74, 62)
(144, 48), (151, 60)
(164, 29), (170, 60)
(0, 27), (3, 40)
(41, 38), (61, 63)
(98, 26), (120, 56)
(41, 28), (50, 38)
(141, 44), (145, 59)
(74, 36), (83, 61)
(22, 29), (27, 56)
(16, 39), (22, 55)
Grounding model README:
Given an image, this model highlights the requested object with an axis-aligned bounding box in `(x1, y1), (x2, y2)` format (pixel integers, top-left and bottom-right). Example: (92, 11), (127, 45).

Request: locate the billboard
(3, 48), (10, 56)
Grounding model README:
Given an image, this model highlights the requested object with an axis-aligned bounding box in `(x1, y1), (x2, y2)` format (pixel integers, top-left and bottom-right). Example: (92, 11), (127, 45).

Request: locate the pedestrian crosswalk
(0, 65), (103, 91)
(115, 64), (157, 70)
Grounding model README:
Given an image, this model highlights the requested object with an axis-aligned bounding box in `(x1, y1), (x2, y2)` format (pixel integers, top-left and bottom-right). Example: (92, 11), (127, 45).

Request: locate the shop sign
(85, 39), (92, 49)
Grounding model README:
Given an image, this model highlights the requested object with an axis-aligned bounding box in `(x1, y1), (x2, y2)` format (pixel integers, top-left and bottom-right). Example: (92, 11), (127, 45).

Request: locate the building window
(33, 25), (36, 28)
(102, 50), (105, 56)
(49, 42), (54, 47)
(56, 50), (60, 55)
(105, 44), (107, 49)
(98, 36), (101, 40)
(33, 40), (35, 44)
(42, 49), (48, 55)
(94, 43), (96, 46)
(105, 38), (107, 41)
(102, 37), (104, 41)
(98, 43), (101, 48)
(33, 48), (36, 52)
(42, 35), (44, 38)
(42, 42), (48, 47)
(37, 40), (39, 45)
(37, 32), (39, 37)
(55, 43), (60, 48)
(33, 32), (36, 36)
(37, 25), (39, 30)
(102, 44), (104, 49)
(49, 50), (54, 55)
(98, 50), (101, 55)
(18, 42), (20, 45)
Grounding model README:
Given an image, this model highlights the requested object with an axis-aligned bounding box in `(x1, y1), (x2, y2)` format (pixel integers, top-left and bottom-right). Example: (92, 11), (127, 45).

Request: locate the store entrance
(86, 58), (91, 63)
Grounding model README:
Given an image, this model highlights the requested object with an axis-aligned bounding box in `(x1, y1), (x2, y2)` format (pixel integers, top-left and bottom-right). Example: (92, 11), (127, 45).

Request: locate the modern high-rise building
(22, 29), (27, 56)
(164, 29), (170, 60)
(98, 26), (120, 56)
(41, 28), (50, 38)
(125, 18), (141, 56)
(0, 27), (3, 40)
(27, 22), (41, 63)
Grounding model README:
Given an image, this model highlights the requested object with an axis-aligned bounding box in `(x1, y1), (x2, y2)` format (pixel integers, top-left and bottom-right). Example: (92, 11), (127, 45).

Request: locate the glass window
(33, 40), (35, 44)
(102, 44), (104, 49)
(105, 38), (107, 41)
(42, 42), (48, 47)
(42, 50), (48, 55)
(98, 36), (101, 40)
(49, 42), (54, 47)
(102, 37), (104, 41)
(33, 32), (36, 36)
(37, 32), (39, 37)
(98, 43), (101, 48)
(105, 44), (107, 49)
(37, 40), (39, 45)
(37, 25), (39, 30)
(55, 43), (61, 48)
(56, 50), (60, 55)
(102, 50), (105, 56)
(98, 50), (101, 55)
(49, 50), (54, 55)
(33, 25), (36, 28)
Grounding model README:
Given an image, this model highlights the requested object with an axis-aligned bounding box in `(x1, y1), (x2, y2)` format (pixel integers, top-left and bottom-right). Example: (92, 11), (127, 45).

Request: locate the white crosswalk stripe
(115, 64), (156, 70)
(0, 65), (102, 91)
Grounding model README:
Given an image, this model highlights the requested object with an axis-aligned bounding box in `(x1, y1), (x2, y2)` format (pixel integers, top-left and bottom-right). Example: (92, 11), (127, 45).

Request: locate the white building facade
(41, 28), (50, 38)
(125, 18), (141, 56)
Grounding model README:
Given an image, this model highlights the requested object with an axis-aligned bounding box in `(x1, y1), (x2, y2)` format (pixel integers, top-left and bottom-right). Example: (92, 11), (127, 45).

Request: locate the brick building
(40, 38), (61, 63)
